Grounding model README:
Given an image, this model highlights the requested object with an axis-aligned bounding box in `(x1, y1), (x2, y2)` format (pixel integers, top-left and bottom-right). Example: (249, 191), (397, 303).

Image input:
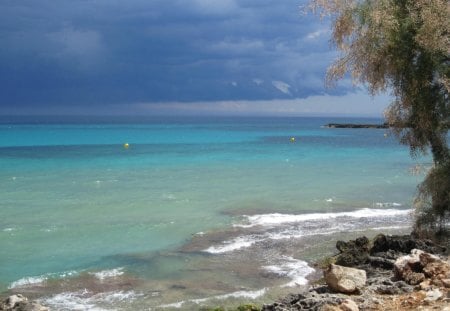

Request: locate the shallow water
(0, 117), (426, 309)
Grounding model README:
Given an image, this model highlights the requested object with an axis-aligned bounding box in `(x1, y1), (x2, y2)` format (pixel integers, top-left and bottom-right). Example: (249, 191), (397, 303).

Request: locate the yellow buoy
(123, 143), (129, 149)
(290, 137), (296, 143)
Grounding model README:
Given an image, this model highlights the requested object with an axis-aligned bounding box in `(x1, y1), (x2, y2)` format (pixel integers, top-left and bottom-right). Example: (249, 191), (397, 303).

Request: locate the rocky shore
(2, 235), (449, 311)
(262, 234), (449, 311)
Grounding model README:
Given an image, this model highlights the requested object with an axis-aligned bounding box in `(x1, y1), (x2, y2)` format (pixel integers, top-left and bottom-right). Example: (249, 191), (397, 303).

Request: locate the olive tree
(309, 0), (449, 238)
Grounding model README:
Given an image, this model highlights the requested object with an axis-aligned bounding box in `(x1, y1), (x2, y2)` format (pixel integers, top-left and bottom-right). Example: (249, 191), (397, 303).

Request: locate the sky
(0, 0), (390, 117)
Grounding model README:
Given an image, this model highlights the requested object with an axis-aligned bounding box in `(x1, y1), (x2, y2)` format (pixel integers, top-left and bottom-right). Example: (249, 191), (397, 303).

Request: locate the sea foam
(205, 208), (411, 254)
(8, 270), (79, 289)
(90, 267), (124, 280)
(237, 208), (410, 228)
(41, 290), (141, 311)
(263, 256), (315, 287)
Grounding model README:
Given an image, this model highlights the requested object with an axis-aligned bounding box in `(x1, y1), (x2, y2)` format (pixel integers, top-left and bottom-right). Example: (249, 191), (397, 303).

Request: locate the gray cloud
(0, 0), (363, 114)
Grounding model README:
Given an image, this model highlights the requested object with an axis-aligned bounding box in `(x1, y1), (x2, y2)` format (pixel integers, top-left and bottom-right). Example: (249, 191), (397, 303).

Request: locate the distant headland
(325, 123), (389, 129)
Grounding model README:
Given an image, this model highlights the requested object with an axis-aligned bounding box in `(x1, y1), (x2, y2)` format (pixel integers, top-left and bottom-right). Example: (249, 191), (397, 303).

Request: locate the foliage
(308, 0), (450, 239)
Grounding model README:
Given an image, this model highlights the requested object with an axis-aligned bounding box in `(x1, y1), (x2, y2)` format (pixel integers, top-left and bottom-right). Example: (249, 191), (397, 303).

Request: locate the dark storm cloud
(0, 0), (352, 113)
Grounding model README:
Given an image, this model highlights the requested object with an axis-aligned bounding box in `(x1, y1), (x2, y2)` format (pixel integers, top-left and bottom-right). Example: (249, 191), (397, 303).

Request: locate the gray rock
(324, 264), (367, 294)
(424, 288), (443, 302)
(335, 237), (370, 267)
(371, 234), (446, 255)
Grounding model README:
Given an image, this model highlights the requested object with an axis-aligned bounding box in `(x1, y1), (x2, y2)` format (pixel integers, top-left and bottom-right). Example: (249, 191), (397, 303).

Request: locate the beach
(0, 117), (425, 310)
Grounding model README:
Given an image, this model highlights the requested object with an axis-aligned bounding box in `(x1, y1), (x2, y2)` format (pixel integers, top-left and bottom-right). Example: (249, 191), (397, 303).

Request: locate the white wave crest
(90, 268), (124, 280)
(263, 256), (315, 287)
(237, 208), (410, 228)
(205, 208), (412, 254)
(41, 290), (141, 311)
(8, 270), (78, 289)
(8, 276), (47, 289)
(204, 236), (260, 254)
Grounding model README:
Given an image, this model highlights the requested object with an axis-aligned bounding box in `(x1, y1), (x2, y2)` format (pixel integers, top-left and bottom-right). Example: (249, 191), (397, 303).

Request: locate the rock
(0, 295), (48, 311)
(321, 299), (359, 311)
(367, 256), (395, 269)
(324, 264), (367, 294)
(371, 234), (446, 255)
(394, 249), (450, 285)
(340, 299), (359, 311)
(424, 288), (443, 302)
(335, 237), (370, 267)
(419, 280), (432, 290)
(3, 295), (28, 309)
(442, 278), (450, 288)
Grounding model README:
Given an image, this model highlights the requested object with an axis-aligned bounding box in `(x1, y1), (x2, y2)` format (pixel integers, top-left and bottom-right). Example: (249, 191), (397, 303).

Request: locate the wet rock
(335, 237), (370, 267)
(324, 264), (366, 294)
(371, 234), (446, 256)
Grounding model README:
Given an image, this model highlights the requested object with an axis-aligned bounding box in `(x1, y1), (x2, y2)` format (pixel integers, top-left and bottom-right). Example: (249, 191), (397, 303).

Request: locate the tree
(308, 0), (450, 239)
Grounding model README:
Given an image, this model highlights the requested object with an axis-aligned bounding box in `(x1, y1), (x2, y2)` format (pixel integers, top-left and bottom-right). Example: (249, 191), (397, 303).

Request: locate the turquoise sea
(0, 117), (426, 310)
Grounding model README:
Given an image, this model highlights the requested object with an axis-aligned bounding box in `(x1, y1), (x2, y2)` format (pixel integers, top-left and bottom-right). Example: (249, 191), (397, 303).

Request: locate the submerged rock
(324, 264), (367, 294)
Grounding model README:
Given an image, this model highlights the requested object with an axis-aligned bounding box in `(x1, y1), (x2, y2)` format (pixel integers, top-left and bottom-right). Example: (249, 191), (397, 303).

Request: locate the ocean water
(0, 117), (427, 310)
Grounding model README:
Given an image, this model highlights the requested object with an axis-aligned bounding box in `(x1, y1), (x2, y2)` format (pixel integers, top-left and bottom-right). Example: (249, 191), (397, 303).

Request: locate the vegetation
(308, 0), (449, 240)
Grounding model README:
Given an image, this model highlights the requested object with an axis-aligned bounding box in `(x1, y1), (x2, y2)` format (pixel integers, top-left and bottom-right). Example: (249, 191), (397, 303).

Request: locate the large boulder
(324, 264), (367, 294)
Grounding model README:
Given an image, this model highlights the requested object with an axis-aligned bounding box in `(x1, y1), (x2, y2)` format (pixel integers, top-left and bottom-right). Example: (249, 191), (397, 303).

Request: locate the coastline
(262, 234), (450, 311)
(2, 233), (449, 311)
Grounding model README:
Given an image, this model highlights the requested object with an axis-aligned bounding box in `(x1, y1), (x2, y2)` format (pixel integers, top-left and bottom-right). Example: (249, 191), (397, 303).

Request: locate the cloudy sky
(0, 0), (389, 117)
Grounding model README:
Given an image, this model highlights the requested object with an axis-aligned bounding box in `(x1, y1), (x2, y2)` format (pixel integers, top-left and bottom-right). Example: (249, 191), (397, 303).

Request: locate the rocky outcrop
(263, 234), (448, 311)
(324, 123), (388, 129)
(0, 295), (48, 311)
(324, 265), (367, 294)
(371, 234), (446, 257)
(331, 234), (446, 271)
(335, 237), (370, 267)
(394, 249), (450, 286)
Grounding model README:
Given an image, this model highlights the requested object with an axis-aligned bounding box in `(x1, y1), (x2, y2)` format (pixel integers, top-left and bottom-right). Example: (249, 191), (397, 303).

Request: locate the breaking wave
(206, 208), (412, 254)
